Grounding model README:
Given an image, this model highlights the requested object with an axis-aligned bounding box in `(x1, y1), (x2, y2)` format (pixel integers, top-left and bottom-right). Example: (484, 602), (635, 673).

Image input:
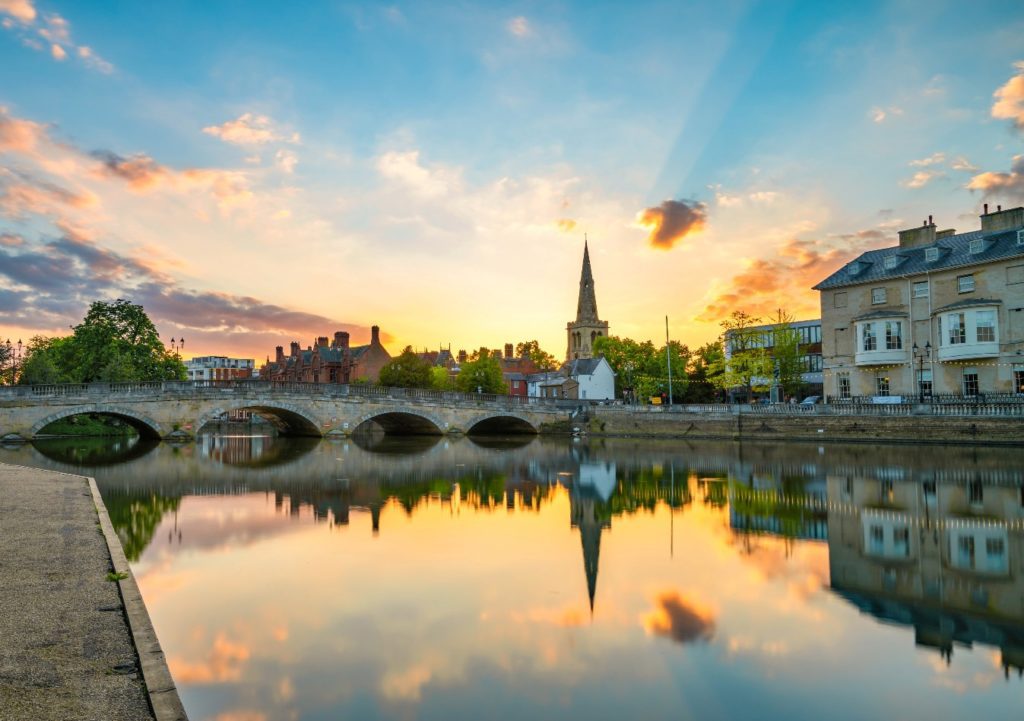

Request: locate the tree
(769, 309), (805, 401)
(515, 340), (557, 370)
(455, 348), (506, 394)
(685, 341), (724, 402)
(593, 335), (689, 403)
(714, 310), (772, 402)
(429, 365), (452, 391)
(379, 346), (434, 388)
(18, 300), (185, 384)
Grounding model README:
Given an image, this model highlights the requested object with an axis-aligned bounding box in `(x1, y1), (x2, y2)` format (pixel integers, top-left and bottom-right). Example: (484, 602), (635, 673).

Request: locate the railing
(0, 380), (583, 410)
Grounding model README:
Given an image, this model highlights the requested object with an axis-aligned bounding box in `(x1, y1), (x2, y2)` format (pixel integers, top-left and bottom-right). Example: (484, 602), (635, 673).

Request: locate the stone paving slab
(0, 463), (156, 721)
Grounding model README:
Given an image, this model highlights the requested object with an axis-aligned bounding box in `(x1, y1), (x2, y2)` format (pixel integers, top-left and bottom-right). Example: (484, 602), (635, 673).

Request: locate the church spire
(575, 237), (599, 322)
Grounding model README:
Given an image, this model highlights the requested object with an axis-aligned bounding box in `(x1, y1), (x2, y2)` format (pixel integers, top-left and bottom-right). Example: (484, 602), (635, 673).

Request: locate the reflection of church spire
(571, 483), (611, 615)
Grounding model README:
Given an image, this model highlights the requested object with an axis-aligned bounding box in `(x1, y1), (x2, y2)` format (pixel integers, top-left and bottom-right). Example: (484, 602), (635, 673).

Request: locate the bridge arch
(465, 412), (538, 435)
(353, 408), (446, 436)
(30, 405), (164, 441)
(195, 402), (323, 437)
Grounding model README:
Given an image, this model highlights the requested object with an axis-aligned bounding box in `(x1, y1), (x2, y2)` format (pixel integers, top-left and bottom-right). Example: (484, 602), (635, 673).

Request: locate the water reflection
(2, 436), (1023, 719)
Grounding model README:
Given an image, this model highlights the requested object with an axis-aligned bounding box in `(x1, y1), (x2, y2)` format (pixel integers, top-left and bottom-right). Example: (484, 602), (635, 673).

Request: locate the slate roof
(564, 357), (614, 377)
(814, 227), (1024, 291)
(933, 297), (1003, 313)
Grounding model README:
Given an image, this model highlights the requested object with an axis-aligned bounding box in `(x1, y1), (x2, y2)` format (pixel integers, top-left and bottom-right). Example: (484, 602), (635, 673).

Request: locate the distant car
(800, 395), (821, 405)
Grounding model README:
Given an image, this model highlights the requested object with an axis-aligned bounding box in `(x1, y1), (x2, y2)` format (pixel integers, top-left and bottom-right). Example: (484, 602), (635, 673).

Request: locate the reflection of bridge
(0, 381), (582, 440)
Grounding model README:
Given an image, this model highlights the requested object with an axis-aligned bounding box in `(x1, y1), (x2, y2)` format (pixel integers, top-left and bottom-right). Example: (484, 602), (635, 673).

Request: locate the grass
(106, 571), (129, 582)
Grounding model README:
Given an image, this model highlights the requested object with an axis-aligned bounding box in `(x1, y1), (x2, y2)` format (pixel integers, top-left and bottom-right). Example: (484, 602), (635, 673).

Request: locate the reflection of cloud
(992, 60), (1024, 130)
(380, 662), (433, 702)
(642, 591), (715, 644)
(211, 711), (267, 721)
(636, 198), (707, 250)
(168, 632), (251, 684)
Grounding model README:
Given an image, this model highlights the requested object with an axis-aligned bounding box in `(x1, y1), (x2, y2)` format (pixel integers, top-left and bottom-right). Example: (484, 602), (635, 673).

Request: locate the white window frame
(913, 281), (929, 298)
(884, 256), (897, 270)
(884, 320), (903, 350)
(969, 238), (984, 254)
(975, 310), (996, 343)
(1017, 229), (1024, 246)
(947, 312), (966, 345)
(871, 287), (886, 305)
(957, 274), (975, 293)
(925, 247), (939, 262)
(962, 367), (979, 397)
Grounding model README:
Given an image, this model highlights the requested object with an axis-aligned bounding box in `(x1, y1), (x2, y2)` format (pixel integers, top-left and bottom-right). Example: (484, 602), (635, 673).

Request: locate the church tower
(566, 239), (609, 361)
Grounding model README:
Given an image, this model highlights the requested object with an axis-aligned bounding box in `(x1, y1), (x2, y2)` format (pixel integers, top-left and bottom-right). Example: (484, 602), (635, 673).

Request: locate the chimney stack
(316, 336), (328, 348)
(980, 205), (1024, 233)
(290, 341), (300, 358)
(275, 346), (284, 363)
(458, 349), (467, 365)
(984, 203), (989, 215)
(371, 325), (380, 346)
(333, 331), (349, 350)
(504, 343), (513, 359)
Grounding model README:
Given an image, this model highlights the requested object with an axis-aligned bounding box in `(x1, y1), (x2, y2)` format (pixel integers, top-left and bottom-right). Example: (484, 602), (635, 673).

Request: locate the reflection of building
(566, 240), (609, 362)
(815, 205), (1024, 399)
(569, 467), (614, 613)
(828, 475), (1024, 673)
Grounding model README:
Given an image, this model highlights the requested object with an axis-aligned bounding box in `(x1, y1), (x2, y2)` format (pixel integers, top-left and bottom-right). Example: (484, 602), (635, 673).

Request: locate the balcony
(855, 347), (908, 366)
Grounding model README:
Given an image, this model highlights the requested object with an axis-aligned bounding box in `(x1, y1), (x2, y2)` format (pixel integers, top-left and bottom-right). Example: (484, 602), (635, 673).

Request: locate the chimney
(275, 346), (284, 363)
(504, 343), (513, 359)
(316, 336), (328, 348)
(898, 217), (937, 249)
(334, 331), (350, 350)
(371, 325), (380, 346)
(290, 341), (300, 358)
(984, 203), (989, 215)
(980, 205), (1024, 233)
(458, 349), (467, 364)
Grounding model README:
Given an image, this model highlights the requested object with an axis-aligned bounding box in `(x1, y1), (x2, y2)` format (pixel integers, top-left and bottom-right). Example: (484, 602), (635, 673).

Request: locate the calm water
(3, 434), (1024, 721)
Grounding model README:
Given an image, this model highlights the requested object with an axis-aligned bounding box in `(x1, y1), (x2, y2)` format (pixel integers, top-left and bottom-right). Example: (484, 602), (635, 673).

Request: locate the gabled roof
(565, 357), (613, 377)
(814, 227), (1024, 291)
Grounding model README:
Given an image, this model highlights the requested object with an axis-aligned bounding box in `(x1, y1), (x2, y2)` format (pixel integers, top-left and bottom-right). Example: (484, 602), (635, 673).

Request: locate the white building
(186, 356), (255, 381)
(565, 357), (616, 400)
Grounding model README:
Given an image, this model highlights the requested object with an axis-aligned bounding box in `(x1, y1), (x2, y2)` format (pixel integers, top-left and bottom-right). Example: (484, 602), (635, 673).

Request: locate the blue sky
(1, 0), (1023, 358)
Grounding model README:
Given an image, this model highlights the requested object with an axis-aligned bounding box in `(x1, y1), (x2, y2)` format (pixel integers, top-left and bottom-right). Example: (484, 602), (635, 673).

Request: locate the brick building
(260, 326), (392, 384)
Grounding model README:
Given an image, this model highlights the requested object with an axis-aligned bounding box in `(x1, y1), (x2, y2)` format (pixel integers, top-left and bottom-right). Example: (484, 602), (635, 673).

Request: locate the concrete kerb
(87, 477), (189, 721)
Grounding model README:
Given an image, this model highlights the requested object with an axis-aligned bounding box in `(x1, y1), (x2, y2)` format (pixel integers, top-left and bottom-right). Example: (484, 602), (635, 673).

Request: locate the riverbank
(0, 463), (186, 721)
(586, 406), (1024, 445)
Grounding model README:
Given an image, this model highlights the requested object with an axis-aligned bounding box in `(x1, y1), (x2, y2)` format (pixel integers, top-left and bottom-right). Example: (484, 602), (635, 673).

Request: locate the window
(834, 292), (848, 308)
(913, 281), (929, 298)
(876, 374), (890, 396)
(838, 374), (851, 400)
(894, 527), (910, 557)
(969, 480), (983, 505)
(884, 256), (897, 270)
(870, 525), (884, 553)
(884, 320), (903, 350)
(1018, 229), (1024, 246)
(862, 323), (877, 351)
(958, 536), (976, 568)
(917, 368), (932, 399)
(1014, 364), (1024, 395)
(975, 310), (996, 343)
(958, 274), (975, 293)
(963, 367), (979, 396)
(925, 247), (939, 262)
(969, 238), (984, 254)
(849, 261), (862, 275)
(948, 313), (966, 344)
(1009, 265), (1024, 285)
(986, 538), (1005, 557)
(871, 287), (886, 305)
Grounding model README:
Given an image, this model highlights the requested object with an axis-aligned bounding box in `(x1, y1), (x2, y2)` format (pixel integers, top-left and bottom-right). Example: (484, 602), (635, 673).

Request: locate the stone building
(566, 240), (609, 361)
(814, 206), (1024, 400)
(260, 326), (392, 384)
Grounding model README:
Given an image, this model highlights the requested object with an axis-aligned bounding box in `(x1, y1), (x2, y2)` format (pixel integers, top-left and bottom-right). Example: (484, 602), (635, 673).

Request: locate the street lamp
(912, 341), (931, 403)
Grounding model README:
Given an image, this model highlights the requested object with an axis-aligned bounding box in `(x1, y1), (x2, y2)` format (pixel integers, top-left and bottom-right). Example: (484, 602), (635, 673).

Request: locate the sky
(1, 0), (1023, 362)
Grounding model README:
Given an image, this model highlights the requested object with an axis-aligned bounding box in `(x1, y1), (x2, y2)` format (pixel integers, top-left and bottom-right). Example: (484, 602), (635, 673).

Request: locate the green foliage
(593, 335), (689, 402)
(515, 340), (557, 370)
(379, 346), (434, 389)
(769, 310), (805, 400)
(37, 413), (136, 437)
(429, 365), (453, 390)
(713, 310), (772, 401)
(685, 341), (724, 402)
(105, 571), (130, 582)
(456, 348), (506, 394)
(18, 300), (186, 385)
(105, 492), (182, 562)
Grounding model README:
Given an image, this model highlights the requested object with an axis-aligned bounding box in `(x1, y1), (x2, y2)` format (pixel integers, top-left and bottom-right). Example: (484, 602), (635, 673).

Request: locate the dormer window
(969, 238), (985, 255)
(1017, 229), (1024, 246)
(925, 247), (939, 262)
(883, 256), (898, 270)
(849, 261), (862, 275)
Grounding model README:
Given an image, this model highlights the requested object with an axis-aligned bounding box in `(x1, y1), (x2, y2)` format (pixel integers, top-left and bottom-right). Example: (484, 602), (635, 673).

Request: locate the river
(2, 434), (1022, 720)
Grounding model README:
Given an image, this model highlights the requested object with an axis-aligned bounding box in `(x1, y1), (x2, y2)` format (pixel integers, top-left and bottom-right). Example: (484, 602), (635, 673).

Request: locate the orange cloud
(0, 106), (46, 153)
(556, 218), (577, 233)
(0, 0), (36, 23)
(968, 155), (1024, 204)
(203, 113), (300, 146)
(636, 198), (707, 250)
(642, 590), (716, 644)
(0, 170), (98, 217)
(992, 60), (1024, 130)
(696, 231), (886, 323)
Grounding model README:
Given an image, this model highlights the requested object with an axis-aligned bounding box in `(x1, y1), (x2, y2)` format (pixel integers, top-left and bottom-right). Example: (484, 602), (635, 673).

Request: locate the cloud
(967, 154), (1024, 204)
(642, 591), (715, 644)
(992, 61), (1024, 130)
(0, 105), (46, 152)
(903, 170), (943, 189)
(910, 152), (945, 167)
(49, 42), (64, 60)
(275, 149), (297, 174)
(376, 149), (460, 198)
(91, 150), (172, 191)
(556, 218), (577, 233)
(870, 106), (903, 124)
(950, 156), (978, 172)
(0, 0), (36, 23)
(203, 113), (300, 146)
(507, 16), (530, 37)
(697, 230), (886, 322)
(77, 45), (113, 73)
(0, 167), (98, 217)
(635, 198), (707, 250)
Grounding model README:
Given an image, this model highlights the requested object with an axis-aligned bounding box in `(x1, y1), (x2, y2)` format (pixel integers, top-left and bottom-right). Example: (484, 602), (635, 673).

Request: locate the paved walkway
(0, 464), (156, 721)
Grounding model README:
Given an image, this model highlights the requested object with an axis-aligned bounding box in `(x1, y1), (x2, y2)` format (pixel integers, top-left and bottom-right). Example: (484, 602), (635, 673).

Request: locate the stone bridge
(0, 381), (584, 441)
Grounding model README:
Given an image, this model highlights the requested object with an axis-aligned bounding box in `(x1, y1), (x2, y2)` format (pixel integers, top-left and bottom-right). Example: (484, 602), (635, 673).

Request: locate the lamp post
(912, 341), (931, 403)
